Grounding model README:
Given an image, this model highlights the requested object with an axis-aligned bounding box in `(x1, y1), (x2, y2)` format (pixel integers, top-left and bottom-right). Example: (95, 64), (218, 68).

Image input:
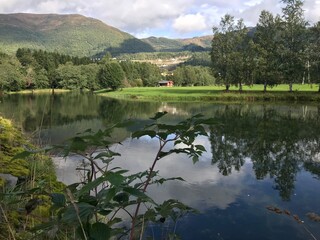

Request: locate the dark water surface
(1, 92), (320, 240)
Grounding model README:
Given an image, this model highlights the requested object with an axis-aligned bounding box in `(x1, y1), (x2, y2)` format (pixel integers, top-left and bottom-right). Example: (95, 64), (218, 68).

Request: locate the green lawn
(98, 84), (320, 102)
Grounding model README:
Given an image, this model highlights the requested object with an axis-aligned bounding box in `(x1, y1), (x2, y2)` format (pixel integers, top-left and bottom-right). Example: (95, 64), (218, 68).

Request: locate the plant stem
(129, 135), (179, 240)
(0, 204), (16, 240)
(129, 139), (165, 240)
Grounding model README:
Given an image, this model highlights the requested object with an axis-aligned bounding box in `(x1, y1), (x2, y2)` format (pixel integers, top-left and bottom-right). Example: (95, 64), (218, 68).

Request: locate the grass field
(98, 84), (320, 102)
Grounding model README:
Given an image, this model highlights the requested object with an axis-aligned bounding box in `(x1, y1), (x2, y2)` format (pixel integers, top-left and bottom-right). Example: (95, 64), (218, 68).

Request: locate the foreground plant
(19, 112), (213, 239)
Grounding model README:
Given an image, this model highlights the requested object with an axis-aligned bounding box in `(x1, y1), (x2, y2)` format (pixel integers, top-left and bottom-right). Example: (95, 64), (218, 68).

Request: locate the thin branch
(66, 188), (88, 240)
(0, 204), (16, 240)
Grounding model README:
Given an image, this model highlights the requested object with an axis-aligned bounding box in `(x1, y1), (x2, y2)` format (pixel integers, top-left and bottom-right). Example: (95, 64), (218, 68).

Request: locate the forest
(0, 1), (319, 93)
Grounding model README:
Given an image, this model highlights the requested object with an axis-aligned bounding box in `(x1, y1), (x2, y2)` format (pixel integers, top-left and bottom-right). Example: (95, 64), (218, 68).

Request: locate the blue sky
(0, 0), (319, 38)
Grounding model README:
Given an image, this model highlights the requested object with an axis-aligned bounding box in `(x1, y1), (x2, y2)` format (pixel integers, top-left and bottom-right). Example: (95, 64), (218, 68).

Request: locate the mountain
(141, 37), (185, 52)
(179, 35), (212, 49)
(0, 13), (154, 56)
(141, 35), (212, 52)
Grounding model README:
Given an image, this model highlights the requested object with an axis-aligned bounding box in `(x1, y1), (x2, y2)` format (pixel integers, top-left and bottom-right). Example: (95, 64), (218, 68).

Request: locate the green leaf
(157, 124), (180, 132)
(158, 151), (172, 159)
(90, 222), (111, 240)
(123, 187), (153, 203)
(150, 111), (167, 120)
(62, 202), (95, 223)
(79, 195), (98, 206)
(106, 172), (125, 187)
(98, 187), (116, 203)
(69, 137), (87, 152)
(132, 130), (157, 139)
(94, 151), (121, 160)
(67, 183), (81, 193)
(97, 209), (112, 216)
(77, 177), (106, 197)
(154, 177), (185, 185)
(191, 113), (204, 119)
(195, 145), (206, 152)
(50, 193), (66, 207)
(144, 209), (157, 222)
(113, 192), (129, 203)
(12, 151), (32, 160)
(192, 156), (199, 164)
(157, 132), (169, 140)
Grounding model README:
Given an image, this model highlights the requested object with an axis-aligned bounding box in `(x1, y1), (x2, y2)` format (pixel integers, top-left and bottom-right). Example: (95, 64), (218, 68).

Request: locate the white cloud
(173, 13), (207, 33)
(304, 0), (320, 24)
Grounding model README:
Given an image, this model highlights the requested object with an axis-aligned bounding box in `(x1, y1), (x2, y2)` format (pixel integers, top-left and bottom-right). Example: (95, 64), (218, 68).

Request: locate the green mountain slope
(141, 35), (212, 52)
(0, 13), (154, 56)
(141, 37), (185, 52)
(179, 35), (212, 49)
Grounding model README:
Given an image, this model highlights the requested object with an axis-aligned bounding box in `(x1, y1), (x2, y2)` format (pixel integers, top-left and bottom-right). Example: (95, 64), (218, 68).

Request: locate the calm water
(1, 92), (320, 240)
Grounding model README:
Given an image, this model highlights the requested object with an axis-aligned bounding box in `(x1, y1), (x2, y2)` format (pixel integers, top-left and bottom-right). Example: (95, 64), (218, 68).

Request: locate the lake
(1, 91), (320, 240)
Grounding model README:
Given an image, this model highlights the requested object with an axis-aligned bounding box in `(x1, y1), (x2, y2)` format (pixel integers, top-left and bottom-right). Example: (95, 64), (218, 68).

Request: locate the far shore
(97, 84), (320, 102)
(5, 84), (320, 102)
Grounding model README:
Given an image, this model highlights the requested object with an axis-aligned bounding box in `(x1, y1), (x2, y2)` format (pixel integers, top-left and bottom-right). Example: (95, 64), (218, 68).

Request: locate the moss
(0, 117), (64, 189)
(0, 117), (30, 184)
(0, 177), (4, 186)
(0, 116), (66, 239)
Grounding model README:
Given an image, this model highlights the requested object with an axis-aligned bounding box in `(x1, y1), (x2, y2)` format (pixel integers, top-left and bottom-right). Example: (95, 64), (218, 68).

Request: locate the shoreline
(97, 86), (320, 103)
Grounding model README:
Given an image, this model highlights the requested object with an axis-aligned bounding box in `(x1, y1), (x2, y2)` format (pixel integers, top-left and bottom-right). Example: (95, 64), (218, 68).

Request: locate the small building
(158, 80), (173, 87)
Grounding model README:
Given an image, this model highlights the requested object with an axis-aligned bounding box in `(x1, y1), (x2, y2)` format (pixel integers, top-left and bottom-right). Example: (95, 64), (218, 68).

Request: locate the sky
(0, 0), (319, 39)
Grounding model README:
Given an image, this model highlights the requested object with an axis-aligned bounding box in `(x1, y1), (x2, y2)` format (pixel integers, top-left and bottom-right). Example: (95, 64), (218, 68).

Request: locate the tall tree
(137, 62), (161, 87)
(81, 64), (100, 91)
(211, 14), (236, 91)
(98, 62), (125, 90)
(280, 0), (307, 91)
(56, 62), (85, 90)
(0, 57), (24, 92)
(308, 21), (320, 91)
(211, 15), (249, 91)
(254, 11), (283, 92)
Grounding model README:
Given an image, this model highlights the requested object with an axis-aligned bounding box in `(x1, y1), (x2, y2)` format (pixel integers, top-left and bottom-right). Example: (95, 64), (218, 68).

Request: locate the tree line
(211, 0), (320, 92)
(0, 47), (216, 92)
(0, 49), (163, 91)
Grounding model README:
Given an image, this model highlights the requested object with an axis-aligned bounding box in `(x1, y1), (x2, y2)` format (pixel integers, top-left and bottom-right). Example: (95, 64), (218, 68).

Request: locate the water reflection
(1, 93), (320, 239)
(207, 105), (320, 201)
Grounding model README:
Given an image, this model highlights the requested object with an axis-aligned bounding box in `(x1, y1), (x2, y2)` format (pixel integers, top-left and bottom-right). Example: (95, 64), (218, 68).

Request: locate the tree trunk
(263, 81), (267, 93)
(226, 84), (230, 92)
(289, 83), (293, 92)
(318, 84), (320, 93)
(239, 82), (242, 92)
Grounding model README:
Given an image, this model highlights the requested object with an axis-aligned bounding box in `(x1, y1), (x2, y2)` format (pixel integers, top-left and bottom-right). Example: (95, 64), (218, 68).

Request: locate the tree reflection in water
(209, 104), (320, 201)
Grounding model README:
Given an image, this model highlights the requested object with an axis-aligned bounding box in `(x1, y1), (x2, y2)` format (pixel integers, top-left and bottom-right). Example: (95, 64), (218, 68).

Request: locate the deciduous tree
(280, 0), (308, 91)
(98, 62), (125, 90)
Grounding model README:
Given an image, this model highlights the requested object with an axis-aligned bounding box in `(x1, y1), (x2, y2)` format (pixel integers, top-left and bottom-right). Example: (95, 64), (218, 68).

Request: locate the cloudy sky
(0, 0), (319, 38)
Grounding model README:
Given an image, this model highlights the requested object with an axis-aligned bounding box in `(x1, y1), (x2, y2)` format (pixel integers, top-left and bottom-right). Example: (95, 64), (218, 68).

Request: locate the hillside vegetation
(141, 35), (212, 52)
(0, 13), (211, 57)
(0, 13), (154, 56)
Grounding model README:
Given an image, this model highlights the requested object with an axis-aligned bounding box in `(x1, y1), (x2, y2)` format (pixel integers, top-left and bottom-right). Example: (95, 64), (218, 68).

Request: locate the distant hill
(0, 13), (154, 56)
(0, 13), (212, 57)
(179, 35), (212, 49)
(141, 35), (212, 52)
(141, 37), (185, 52)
